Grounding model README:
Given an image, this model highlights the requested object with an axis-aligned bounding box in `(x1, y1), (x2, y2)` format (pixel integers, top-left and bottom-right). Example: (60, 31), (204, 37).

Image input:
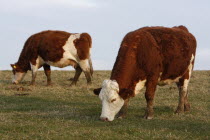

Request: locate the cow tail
(89, 57), (93, 76)
(84, 33), (93, 76)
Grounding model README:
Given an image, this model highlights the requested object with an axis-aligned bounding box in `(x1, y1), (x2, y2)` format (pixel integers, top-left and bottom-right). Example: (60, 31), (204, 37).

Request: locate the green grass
(0, 70), (209, 139)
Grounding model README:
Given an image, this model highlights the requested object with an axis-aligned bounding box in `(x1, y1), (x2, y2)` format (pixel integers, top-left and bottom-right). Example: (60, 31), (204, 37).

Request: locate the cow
(93, 26), (196, 121)
(11, 30), (93, 86)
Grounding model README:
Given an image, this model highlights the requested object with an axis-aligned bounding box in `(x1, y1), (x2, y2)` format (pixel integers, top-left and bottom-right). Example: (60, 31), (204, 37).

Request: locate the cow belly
(157, 54), (194, 86)
(46, 58), (77, 68)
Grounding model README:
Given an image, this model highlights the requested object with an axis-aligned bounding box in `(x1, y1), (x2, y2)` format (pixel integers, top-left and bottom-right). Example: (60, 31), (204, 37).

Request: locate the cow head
(93, 80), (124, 121)
(10, 64), (26, 84)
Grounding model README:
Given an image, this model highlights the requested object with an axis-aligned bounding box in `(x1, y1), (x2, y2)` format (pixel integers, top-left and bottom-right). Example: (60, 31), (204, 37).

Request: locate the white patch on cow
(12, 72), (26, 84)
(183, 79), (189, 92)
(157, 69), (180, 86)
(158, 72), (162, 81)
(30, 56), (44, 71)
(46, 34), (81, 68)
(134, 79), (146, 95)
(99, 80), (124, 121)
(188, 54), (194, 78)
(89, 48), (92, 55)
(183, 54), (194, 91)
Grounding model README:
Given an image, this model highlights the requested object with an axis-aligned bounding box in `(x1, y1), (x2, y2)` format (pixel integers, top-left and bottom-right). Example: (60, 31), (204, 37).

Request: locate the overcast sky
(0, 0), (209, 70)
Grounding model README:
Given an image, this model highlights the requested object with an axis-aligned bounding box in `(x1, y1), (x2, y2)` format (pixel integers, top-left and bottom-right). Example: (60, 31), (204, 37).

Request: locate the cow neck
(16, 48), (31, 72)
(110, 56), (141, 94)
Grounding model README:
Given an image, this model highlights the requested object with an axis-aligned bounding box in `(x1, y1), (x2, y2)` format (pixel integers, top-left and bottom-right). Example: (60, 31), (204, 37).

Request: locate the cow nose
(100, 117), (109, 121)
(12, 81), (17, 84)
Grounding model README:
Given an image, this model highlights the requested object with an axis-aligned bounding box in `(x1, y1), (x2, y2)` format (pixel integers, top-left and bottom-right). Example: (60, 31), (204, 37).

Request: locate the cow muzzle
(100, 117), (111, 122)
(12, 80), (18, 84)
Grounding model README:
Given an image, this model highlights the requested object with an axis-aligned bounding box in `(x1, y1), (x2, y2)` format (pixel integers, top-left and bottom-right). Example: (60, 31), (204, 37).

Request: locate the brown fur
(11, 30), (93, 85)
(92, 26), (196, 119)
(108, 26), (196, 100)
(14, 31), (71, 70)
(74, 33), (92, 60)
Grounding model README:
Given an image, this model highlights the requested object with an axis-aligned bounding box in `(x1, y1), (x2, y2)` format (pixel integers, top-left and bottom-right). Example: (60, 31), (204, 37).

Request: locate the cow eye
(111, 98), (116, 103)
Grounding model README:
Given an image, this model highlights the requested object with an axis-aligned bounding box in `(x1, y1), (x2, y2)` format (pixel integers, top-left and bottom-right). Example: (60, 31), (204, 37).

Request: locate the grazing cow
(11, 30), (93, 86)
(94, 26), (196, 121)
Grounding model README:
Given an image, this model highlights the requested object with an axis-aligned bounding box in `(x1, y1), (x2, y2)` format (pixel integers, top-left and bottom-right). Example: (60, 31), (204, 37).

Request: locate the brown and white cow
(94, 26), (196, 121)
(11, 30), (93, 86)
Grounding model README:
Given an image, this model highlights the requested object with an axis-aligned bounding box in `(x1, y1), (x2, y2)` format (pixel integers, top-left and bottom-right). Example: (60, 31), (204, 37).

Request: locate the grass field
(0, 70), (209, 139)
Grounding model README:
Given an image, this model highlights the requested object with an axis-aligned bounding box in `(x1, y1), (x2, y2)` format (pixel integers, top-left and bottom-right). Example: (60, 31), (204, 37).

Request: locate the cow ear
(119, 88), (134, 100)
(93, 88), (102, 96)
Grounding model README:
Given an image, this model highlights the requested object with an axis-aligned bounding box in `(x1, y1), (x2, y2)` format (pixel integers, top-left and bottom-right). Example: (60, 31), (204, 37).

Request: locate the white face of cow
(99, 80), (124, 121)
(12, 72), (26, 84)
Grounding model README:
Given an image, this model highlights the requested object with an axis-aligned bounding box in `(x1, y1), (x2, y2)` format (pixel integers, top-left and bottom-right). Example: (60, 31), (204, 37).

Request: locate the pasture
(0, 70), (209, 139)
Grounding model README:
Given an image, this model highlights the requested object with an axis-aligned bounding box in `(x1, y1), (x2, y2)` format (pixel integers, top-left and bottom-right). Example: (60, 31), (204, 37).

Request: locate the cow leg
(116, 98), (130, 119)
(30, 56), (44, 85)
(30, 64), (39, 85)
(79, 59), (92, 85)
(144, 79), (158, 119)
(43, 64), (51, 86)
(70, 66), (82, 86)
(175, 77), (190, 113)
(84, 71), (92, 85)
(184, 91), (190, 112)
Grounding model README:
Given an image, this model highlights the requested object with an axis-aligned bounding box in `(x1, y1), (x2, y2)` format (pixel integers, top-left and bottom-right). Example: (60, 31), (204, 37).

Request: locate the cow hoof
(70, 82), (76, 87)
(70, 84), (76, 87)
(143, 115), (153, 120)
(184, 104), (191, 112)
(87, 82), (92, 86)
(175, 106), (185, 114)
(29, 83), (35, 86)
(12, 82), (18, 85)
(68, 78), (74, 81)
(116, 114), (126, 119)
(175, 109), (184, 114)
(86, 83), (92, 88)
(144, 109), (154, 120)
(47, 83), (52, 86)
(117, 116), (123, 119)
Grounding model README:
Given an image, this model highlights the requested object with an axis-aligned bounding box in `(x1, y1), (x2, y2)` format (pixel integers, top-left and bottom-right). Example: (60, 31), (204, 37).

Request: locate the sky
(0, 0), (209, 70)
